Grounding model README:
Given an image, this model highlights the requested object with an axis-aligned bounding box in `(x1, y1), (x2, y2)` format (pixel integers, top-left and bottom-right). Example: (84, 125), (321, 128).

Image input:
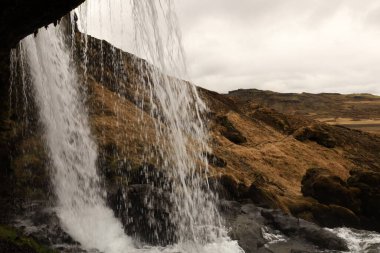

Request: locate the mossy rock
(0, 225), (56, 253)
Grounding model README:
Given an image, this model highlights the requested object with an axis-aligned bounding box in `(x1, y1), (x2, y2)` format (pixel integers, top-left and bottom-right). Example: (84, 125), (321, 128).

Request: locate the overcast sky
(176, 0), (380, 94)
(85, 0), (380, 95)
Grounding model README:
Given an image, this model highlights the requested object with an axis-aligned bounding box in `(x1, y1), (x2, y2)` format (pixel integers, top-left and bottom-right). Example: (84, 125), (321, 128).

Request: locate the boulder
(301, 168), (380, 232)
(288, 197), (360, 229)
(228, 205), (266, 253)
(261, 209), (348, 251)
(301, 168), (360, 212)
(310, 203), (360, 228)
(220, 202), (321, 253)
(347, 170), (380, 232)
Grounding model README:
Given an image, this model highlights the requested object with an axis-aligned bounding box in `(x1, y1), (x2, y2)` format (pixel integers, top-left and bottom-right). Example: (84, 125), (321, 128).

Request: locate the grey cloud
(177, 0), (380, 95)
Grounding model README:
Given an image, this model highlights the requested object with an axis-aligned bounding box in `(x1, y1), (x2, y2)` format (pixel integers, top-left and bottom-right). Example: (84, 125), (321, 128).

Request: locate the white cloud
(177, 0), (380, 94)
(83, 0), (380, 95)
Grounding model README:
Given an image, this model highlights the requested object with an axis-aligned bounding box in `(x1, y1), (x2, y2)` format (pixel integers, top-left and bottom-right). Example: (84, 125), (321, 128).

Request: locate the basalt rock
(261, 209), (349, 251)
(104, 163), (175, 245)
(347, 169), (380, 232)
(300, 168), (380, 232)
(220, 201), (347, 253)
(310, 203), (360, 228)
(301, 168), (360, 212)
(109, 184), (176, 246)
(126, 184), (175, 245)
(223, 202), (266, 253)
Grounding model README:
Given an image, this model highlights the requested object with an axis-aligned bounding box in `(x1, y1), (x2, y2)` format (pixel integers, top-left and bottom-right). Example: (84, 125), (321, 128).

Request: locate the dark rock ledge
(0, 0), (86, 51)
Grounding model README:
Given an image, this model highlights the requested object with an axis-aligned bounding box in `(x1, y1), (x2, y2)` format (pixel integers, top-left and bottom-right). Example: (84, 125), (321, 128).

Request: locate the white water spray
(20, 26), (134, 253)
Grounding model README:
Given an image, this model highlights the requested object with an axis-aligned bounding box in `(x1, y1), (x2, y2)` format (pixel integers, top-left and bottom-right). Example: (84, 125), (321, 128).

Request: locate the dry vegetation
(228, 89), (380, 135)
(82, 37), (380, 219)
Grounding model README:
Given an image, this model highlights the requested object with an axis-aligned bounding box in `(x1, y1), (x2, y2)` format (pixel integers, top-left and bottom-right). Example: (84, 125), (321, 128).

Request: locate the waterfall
(20, 25), (134, 253)
(14, 0), (244, 252)
(130, 0), (220, 244)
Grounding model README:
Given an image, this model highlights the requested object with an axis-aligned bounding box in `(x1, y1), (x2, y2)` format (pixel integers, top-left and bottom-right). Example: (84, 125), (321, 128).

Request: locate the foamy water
(330, 227), (380, 253)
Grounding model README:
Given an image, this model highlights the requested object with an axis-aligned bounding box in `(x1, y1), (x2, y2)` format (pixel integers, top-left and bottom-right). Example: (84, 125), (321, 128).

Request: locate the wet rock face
(121, 184), (176, 246)
(107, 165), (177, 246)
(300, 168), (380, 232)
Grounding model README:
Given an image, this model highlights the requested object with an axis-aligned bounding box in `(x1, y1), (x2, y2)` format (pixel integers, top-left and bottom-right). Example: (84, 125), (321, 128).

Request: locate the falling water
(130, 0), (219, 243)
(19, 26), (134, 253)
(13, 0), (244, 252)
(81, 0), (236, 246)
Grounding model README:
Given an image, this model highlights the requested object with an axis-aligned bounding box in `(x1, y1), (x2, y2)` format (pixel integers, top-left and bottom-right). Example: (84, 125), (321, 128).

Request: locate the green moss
(0, 225), (56, 253)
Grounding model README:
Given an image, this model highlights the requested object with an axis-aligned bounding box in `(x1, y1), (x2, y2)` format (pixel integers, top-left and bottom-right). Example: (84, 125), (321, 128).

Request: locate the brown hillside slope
(82, 35), (380, 231)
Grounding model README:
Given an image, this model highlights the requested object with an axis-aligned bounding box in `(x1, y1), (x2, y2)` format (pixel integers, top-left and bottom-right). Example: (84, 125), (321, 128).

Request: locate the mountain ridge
(227, 88), (380, 135)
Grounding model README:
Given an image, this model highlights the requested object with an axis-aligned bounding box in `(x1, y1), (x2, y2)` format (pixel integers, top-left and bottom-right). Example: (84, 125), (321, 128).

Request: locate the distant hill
(227, 89), (380, 135)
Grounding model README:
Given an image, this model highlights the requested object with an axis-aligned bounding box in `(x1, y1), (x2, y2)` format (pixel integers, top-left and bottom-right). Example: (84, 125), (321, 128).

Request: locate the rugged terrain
(4, 32), (378, 251)
(228, 89), (380, 135)
(1, 1), (380, 252)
